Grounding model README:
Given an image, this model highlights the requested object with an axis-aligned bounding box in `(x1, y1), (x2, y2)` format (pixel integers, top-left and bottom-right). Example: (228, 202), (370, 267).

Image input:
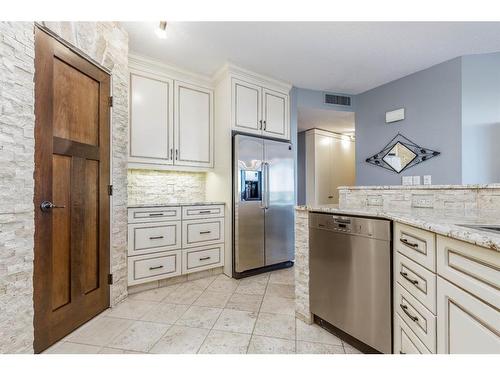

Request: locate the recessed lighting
(155, 21), (167, 39)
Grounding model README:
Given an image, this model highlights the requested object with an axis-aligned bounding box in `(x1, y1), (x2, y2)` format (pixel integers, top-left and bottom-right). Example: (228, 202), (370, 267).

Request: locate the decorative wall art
(365, 133), (440, 173)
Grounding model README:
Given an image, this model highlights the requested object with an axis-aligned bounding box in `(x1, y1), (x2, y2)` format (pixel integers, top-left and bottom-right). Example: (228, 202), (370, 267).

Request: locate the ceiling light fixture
(155, 21), (167, 39)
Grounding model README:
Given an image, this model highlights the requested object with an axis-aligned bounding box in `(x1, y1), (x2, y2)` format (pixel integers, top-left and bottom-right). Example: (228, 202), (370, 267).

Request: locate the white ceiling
(121, 22), (500, 94)
(298, 108), (355, 134)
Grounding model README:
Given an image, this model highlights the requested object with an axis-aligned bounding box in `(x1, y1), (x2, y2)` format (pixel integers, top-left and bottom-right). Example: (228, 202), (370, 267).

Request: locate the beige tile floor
(43, 267), (362, 354)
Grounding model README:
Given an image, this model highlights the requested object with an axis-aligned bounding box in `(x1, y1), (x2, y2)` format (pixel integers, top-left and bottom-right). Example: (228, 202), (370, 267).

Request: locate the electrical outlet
(411, 194), (434, 208)
(412, 176), (421, 185)
(367, 195), (383, 207)
(402, 176), (413, 186)
(423, 175), (432, 185)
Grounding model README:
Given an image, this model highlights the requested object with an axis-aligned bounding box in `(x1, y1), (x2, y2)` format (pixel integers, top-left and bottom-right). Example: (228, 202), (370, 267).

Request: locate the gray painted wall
(355, 57), (463, 186)
(462, 53), (500, 184)
(297, 131), (306, 205)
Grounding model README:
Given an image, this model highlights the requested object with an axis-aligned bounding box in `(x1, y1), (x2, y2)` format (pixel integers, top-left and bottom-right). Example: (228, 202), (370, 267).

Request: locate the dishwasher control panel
(309, 212), (391, 241)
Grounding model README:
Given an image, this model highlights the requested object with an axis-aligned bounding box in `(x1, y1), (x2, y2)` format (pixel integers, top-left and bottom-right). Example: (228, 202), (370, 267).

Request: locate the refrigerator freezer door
(234, 135), (265, 273)
(264, 139), (295, 266)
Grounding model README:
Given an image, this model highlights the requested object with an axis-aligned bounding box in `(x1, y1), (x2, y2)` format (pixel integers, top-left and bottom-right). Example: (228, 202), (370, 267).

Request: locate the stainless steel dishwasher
(309, 212), (392, 354)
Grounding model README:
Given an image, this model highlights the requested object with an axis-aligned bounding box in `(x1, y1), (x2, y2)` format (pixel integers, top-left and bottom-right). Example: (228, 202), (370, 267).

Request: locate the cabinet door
(437, 276), (500, 354)
(262, 88), (289, 140)
(129, 72), (173, 165)
(394, 314), (432, 354)
(232, 78), (262, 135)
(174, 81), (214, 168)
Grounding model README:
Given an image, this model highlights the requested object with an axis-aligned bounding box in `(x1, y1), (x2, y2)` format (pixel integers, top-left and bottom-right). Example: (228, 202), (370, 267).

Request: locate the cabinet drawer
(183, 244), (224, 274)
(182, 204), (224, 220)
(395, 252), (437, 313)
(128, 251), (181, 286)
(182, 218), (224, 248)
(128, 221), (181, 256)
(394, 314), (431, 354)
(437, 235), (500, 309)
(395, 222), (436, 271)
(128, 206), (181, 223)
(395, 283), (436, 352)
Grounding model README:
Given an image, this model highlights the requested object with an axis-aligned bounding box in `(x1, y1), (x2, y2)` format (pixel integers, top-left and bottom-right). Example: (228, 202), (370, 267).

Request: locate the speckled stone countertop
(128, 202), (226, 209)
(296, 205), (500, 252)
(338, 184), (500, 190)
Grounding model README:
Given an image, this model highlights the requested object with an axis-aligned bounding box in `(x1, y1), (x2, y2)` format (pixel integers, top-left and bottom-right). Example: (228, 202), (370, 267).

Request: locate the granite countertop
(296, 205), (500, 252)
(128, 202), (226, 208)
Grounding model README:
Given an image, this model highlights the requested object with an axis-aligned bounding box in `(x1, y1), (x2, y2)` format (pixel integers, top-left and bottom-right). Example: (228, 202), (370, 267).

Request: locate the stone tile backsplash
(339, 186), (500, 221)
(128, 169), (207, 205)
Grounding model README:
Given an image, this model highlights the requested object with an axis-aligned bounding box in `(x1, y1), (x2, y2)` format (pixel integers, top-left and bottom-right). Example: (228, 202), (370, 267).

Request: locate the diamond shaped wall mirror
(366, 133), (440, 174)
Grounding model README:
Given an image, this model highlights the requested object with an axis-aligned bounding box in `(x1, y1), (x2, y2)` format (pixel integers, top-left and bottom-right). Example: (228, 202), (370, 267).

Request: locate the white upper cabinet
(129, 72), (173, 165)
(128, 57), (215, 170)
(233, 78), (262, 135)
(174, 81), (214, 168)
(262, 88), (288, 139)
(231, 74), (290, 140)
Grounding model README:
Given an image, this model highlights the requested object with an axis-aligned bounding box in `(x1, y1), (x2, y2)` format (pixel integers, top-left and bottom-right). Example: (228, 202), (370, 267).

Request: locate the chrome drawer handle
(400, 271), (419, 285)
(149, 213), (164, 217)
(199, 256), (211, 261)
(149, 265), (164, 270)
(149, 236), (164, 240)
(400, 304), (419, 322)
(400, 238), (419, 248)
(199, 231), (212, 234)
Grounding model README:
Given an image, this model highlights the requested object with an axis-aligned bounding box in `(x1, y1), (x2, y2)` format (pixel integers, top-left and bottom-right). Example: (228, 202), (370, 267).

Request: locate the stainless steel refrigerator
(233, 134), (295, 276)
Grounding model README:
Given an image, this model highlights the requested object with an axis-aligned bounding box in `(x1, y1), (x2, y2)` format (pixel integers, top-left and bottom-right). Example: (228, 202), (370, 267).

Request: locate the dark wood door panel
(53, 57), (100, 146)
(34, 27), (110, 353)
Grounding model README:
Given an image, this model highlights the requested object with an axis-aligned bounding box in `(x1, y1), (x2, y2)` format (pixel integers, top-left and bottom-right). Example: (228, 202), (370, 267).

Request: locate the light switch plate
(402, 176), (413, 186)
(423, 175), (432, 185)
(412, 176), (421, 185)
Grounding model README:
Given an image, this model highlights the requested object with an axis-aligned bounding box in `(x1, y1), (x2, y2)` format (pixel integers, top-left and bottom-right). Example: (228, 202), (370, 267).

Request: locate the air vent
(324, 93), (351, 106)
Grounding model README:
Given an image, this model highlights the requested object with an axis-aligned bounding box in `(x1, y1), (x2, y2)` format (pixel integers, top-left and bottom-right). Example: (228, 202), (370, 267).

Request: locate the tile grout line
(246, 272), (271, 354)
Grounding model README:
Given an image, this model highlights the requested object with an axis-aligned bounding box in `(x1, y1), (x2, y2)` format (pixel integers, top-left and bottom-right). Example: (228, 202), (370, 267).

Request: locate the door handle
(175, 149), (179, 160)
(170, 148), (173, 160)
(263, 162), (270, 209)
(199, 231), (212, 234)
(263, 120), (267, 130)
(199, 256), (211, 261)
(40, 201), (66, 212)
(149, 236), (164, 240)
(400, 238), (419, 248)
(400, 271), (419, 285)
(259, 120), (263, 130)
(400, 304), (419, 322)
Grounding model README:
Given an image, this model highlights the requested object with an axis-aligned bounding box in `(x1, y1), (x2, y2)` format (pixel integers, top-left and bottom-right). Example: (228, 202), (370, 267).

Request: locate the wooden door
(437, 277), (500, 354)
(232, 78), (262, 135)
(262, 88), (288, 139)
(34, 28), (111, 353)
(129, 71), (173, 166)
(174, 81), (214, 168)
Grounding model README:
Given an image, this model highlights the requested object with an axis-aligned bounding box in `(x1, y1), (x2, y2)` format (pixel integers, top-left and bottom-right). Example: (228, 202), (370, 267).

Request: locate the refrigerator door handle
(264, 162), (270, 209)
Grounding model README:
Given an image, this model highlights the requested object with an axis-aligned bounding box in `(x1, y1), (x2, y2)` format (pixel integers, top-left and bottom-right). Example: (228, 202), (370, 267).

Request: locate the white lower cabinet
(127, 204), (225, 286)
(393, 223), (500, 354)
(437, 276), (500, 354)
(394, 314), (432, 354)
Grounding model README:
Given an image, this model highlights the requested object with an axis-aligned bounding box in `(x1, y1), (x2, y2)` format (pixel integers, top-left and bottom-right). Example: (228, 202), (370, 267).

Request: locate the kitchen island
(294, 184), (500, 354)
